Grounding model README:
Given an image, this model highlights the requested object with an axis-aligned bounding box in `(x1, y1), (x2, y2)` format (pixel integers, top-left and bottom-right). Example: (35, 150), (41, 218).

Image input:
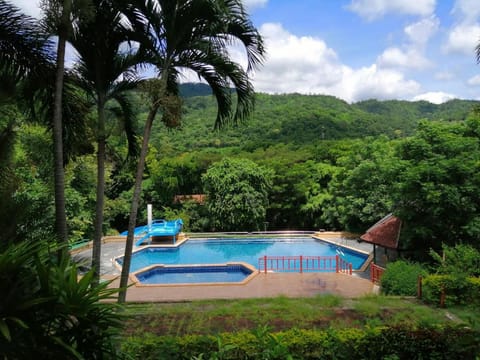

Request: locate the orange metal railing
(370, 263), (385, 284)
(258, 255), (352, 275)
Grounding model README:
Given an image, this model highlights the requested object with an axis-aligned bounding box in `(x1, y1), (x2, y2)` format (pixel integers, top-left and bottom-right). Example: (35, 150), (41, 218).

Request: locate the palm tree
(118, 0), (265, 303)
(69, 0), (142, 283)
(40, 0), (74, 253)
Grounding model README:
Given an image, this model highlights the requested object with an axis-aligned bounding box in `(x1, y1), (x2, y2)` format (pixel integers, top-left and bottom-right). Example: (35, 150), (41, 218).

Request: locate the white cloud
(340, 65), (421, 102)
(251, 23), (421, 102)
(13, 0), (42, 18)
(377, 17), (438, 70)
(243, 0), (268, 11)
(404, 16), (439, 45)
(467, 74), (480, 86)
(377, 47), (431, 69)
(413, 91), (456, 103)
(452, 0), (480, 23)
(347, 0), (435, 21)
(434, 71), (455, 80)
(443, 0), (480, 56)
(443, 23), (480, 55)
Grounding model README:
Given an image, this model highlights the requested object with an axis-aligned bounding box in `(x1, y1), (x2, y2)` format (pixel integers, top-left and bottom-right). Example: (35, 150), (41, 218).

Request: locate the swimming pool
(116, 237), (369, 273)
(133, 263), (256, 285)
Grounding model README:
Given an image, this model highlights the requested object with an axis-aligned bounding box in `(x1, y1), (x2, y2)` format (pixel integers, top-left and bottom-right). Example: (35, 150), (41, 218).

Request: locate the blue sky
(15, 0), (480, 103)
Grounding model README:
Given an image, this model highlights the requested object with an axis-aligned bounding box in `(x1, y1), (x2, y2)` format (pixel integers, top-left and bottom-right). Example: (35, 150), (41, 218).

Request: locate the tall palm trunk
(52, 0), (71, 257)
(92, 93), (107, 284)
(118, 101), (159, 303)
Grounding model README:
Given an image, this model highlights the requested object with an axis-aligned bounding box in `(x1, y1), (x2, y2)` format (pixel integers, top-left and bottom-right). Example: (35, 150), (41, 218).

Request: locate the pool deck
(104, 272), (374, 302)
(72, 232), (375, 302)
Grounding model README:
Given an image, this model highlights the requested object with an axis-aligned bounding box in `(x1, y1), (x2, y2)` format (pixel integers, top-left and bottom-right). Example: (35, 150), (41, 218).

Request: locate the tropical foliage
(0, 241), (122, 358)
(203, 158), (272, 231)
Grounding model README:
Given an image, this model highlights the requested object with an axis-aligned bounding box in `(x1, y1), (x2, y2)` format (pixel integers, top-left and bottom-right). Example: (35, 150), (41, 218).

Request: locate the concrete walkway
(106, 272), (374, 302)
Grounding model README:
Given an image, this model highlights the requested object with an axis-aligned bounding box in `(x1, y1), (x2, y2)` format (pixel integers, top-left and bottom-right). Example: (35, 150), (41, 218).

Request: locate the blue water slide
(131, 219), (183, 246)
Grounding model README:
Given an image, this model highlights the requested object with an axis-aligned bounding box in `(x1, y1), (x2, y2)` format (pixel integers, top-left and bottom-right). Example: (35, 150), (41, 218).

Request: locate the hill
(148, 86), (479, 154)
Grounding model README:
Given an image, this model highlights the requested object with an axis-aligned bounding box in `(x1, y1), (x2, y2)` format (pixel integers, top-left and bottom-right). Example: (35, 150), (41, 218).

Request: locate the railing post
(300, 255), (303, 273)
(263, 255), (267, 274)
(417, 275), (422, 299)
(335, 255), (339, 273)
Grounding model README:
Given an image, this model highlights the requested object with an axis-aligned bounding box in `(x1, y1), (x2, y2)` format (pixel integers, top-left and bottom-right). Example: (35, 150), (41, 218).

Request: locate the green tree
(203, 157), (272, 231)
(394, 121), (480, 255)
(119, 0), (265, 303)
(41, 0), (73, 250)
(41, 0), (94, 251)
(69, 0), (142, 282)
(321, 138), (402, 232)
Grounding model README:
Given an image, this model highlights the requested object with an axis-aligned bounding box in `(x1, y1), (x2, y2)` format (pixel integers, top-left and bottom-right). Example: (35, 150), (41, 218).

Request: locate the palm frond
(109, 92), (139, 158)
(0, 0), (53, 89)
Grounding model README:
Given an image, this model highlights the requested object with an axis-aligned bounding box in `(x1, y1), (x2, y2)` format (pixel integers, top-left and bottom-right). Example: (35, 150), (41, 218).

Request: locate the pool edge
(130, 262), (259, 287)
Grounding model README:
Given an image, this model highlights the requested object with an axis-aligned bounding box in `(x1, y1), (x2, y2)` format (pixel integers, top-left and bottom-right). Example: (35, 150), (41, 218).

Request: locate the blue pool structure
(133, 263), (256, 285)
(120, 219), (183, 246)
(116, 237), (370, 285)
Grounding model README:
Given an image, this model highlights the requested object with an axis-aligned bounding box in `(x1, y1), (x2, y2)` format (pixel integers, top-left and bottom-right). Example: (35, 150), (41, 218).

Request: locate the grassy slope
(120, 295), (479, 338)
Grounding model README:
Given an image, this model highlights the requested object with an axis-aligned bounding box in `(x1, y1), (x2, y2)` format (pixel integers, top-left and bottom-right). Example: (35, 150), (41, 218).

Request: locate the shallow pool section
(132, 263), (257, 285)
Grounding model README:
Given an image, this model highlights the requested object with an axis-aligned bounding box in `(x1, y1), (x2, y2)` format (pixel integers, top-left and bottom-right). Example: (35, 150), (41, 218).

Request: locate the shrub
(466, 277), (480, 304)
(380, 260), (427, 296)
(422, 274), (480, 307)
(430, 244), (480, 277)
(120, 326), (480, 360)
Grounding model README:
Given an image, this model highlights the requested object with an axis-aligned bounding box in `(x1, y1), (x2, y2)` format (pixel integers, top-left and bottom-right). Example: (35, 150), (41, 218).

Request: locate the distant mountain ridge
(158, 84), (479, 152)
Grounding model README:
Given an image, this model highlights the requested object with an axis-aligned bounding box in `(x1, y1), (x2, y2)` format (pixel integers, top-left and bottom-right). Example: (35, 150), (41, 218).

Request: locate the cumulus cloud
(251, 23), (421, 102)
(404, 16), (439, 45)
(443, 0), (480, 55)
(452, 0), (480, 23)
(377, 47), (431, 69)
(346, 0), (435, 21)
(243, 0), (268, 11)
(377, 16), (438, 70)
(443, 23), (480, 55)
(413, 91), (456, 103)
(467, 74), (480, 86)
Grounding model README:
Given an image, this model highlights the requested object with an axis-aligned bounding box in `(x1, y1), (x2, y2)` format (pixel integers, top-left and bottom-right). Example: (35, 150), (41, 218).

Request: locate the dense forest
(4, 82), (480, 256)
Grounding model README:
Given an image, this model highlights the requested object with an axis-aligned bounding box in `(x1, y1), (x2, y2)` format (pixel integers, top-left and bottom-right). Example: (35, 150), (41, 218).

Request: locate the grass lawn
(120, 294), (479, 337)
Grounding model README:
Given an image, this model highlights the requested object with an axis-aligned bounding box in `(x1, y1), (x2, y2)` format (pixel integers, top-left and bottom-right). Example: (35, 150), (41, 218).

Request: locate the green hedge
(121, 326), (480, 360)
(380, 260), (427, 296)
(422, 275), (480, 307)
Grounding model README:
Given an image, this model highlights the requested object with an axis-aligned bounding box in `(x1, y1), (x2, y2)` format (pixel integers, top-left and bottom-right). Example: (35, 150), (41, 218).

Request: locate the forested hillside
(149, 86), (478, 155)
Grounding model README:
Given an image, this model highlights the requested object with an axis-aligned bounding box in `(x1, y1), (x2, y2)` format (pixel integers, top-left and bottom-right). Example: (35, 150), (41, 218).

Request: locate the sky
(13, 0), (480, 104)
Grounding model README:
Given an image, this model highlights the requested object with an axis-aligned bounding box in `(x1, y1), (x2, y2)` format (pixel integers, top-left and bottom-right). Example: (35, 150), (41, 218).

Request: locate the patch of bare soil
(122, 308), (394, 337)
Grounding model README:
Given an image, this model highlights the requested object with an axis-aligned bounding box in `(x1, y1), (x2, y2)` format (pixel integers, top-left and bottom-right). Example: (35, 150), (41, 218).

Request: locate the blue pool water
(136, 264), (252, 284)
(117, 237), (368, 272)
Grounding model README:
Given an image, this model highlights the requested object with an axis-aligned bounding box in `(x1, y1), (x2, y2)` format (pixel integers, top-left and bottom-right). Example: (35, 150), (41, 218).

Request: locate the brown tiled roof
(173, 194), (206, 204)
(360, 214), (401, 249)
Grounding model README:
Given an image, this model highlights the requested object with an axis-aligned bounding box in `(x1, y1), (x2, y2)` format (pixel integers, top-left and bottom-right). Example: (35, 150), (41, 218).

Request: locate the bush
(422, 274), (480, 307)
(466, 277), (480, 304)
(121, 326), (480, 360)
(380, 260), (427, 296)
(430, 244), (480, 277)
